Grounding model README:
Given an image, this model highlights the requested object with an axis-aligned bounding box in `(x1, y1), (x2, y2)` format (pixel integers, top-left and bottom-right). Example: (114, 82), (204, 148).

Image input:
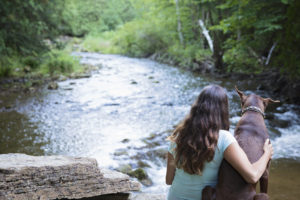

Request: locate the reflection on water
(0, 52), (299, 197)
(268, 159), (300, 200)
(0, 111), (46, 155)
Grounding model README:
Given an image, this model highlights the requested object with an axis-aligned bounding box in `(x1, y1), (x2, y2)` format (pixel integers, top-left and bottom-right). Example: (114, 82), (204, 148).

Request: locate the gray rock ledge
(0, 154), (140, 200)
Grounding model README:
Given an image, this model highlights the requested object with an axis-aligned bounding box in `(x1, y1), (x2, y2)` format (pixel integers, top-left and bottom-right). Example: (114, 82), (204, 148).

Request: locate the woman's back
(168, 130), (236, 200)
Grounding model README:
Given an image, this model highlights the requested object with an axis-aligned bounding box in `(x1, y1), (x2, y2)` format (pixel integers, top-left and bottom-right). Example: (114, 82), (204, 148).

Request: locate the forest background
(0, 0), (299, 101)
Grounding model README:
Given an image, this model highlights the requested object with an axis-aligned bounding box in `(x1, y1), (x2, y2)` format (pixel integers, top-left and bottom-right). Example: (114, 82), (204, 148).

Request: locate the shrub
(43, 50), (79, 75)
(0, 64), (12, 77)
(112, 19), (171, 57)
(223, 44), (262, 74)
(22, 56), (40, 70)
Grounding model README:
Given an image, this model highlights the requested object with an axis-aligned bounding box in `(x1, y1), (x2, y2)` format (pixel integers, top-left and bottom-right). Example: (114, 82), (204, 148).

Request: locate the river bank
(0, 64), (96, 100)
(150, 52), (300, 105)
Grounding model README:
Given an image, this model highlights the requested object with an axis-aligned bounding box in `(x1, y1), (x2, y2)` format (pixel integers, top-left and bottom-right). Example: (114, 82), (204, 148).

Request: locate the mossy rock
(116, 164), (132, 174)
(114, 149), (129, 156)
(129, 168), (147, 180)
(138, 161), (150, 168)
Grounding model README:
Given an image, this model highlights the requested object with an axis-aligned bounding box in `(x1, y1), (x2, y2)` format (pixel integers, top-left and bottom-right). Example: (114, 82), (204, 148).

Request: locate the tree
(0, 0), (61, 56)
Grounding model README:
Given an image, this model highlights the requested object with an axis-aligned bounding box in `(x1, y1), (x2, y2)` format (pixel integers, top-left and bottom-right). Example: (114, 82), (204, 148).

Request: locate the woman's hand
(224, 139), (273, 184)
(263, 139), (273, 160)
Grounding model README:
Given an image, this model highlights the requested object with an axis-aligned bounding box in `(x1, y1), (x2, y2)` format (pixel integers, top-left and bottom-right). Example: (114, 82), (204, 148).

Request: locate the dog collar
(242, 106), (265, 118)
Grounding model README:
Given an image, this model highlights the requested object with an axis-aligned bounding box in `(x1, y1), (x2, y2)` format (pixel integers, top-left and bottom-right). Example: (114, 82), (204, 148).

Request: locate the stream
(0, 52), (299, 199)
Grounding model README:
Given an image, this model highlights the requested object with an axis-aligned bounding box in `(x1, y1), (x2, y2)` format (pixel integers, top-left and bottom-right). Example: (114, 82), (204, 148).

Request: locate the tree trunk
(198, 19), (214, 52)
(175, 0), (184, 46)
(208, 9), (225, 71)
(265, 42), (277, 65)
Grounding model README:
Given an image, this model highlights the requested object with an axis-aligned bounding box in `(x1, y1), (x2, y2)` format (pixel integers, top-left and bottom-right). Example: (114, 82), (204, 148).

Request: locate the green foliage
(0, 56), (23, 77)
(223, 44), (262, 74)
(60, 0), (136, 36)
(0, 65), (12, 77)
(0, 0), (299, 80)
(82, 32), (121, 54)
(0, 0), (60, 57)
(167, 43), (212, 68)
(277, 0), (300, 79)
(112, 19), (172, 57)
(22, 56), (41, 70)
(42, 50), (80, 75)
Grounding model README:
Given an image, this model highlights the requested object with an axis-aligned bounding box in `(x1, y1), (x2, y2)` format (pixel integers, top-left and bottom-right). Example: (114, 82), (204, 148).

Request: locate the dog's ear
(235, 86), (247, 105)
(262, 98), (280, 107)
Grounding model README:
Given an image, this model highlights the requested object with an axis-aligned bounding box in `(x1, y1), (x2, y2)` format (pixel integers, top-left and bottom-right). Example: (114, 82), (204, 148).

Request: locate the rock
(121, 138), (130, 143)
(58, 75), (67, 81)
(0, 154), (140, 200)
(117, 164), (133, 174)
(63, 88), (73, 91)
(116, 165), (152, 186)
(131, 80), (138, 84)
(47, 82), (58, 90)
(146, 148), (168, 159)
(128, 168), (147, 181)
(140, 178), (153, 186)
(162, 102), (173, 106)
(70, 73), (91, 79)
(114, 149), (129, 156)
(137, 161), (150, 168)
(5, 104), (13, 109)
(23, 66), (31, 73)
(24, 87), (36, 93)
(129, 193), (165, 200)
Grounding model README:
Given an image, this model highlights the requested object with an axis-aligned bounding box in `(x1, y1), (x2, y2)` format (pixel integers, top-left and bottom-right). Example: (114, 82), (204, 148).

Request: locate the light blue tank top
(168, 130), (237, 200)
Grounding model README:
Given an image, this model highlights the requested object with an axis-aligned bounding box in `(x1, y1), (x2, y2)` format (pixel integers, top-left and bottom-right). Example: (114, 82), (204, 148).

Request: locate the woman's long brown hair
(169, 85), (229, 175)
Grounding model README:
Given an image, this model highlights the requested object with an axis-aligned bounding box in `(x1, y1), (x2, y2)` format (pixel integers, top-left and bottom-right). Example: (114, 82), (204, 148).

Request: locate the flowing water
(0, 52), (299, 199)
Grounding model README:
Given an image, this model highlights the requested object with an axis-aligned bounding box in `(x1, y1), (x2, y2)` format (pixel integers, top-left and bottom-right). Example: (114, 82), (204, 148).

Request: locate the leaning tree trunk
(198, 19), (214, 53)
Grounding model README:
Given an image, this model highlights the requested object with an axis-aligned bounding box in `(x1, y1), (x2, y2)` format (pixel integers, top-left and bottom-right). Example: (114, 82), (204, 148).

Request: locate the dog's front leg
(259, 161), (270, 193)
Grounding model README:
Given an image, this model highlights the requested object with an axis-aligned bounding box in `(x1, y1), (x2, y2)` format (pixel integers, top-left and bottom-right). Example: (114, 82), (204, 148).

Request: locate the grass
(81, 31), (121, 54)
(41, 50), (81, 76)
(0, 49), (83, 78)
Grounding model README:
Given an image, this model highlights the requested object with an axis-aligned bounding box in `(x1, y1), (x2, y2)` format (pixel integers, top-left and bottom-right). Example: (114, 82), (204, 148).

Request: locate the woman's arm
(224, 139), (273, 184)
(166, 152), (176, 185)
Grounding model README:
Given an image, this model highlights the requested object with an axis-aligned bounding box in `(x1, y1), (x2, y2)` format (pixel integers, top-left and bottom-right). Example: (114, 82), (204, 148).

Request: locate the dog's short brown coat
(202, 87), (279, 200)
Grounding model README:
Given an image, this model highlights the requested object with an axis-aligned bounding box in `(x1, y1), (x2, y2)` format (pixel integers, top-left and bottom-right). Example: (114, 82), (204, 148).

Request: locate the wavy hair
(169, 85), (229, 175)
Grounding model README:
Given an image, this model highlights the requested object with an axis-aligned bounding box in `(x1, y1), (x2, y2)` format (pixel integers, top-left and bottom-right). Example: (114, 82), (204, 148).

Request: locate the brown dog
(202, 87), (279, 200)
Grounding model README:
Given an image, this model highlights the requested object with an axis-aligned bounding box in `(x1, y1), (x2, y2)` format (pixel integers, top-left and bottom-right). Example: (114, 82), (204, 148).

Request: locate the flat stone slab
(129, 193), (166, 200)
(0, 154), (140, 200)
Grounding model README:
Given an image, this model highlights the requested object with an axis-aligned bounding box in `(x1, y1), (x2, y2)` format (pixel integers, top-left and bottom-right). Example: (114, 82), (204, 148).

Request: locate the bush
(223, 44), (262, 74)
(82, 31), (121, 53)
(22, 56), (40, 70)
(167, 43), (212, 68)
(112, 19), (172, 57)
(0, 56), (21, 77)
(43, 50), (80, 75)
(0, 64), (12, 77)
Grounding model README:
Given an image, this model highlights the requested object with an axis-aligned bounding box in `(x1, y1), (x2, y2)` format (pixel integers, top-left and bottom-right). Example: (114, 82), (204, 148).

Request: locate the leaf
(281, 0), (289, 4)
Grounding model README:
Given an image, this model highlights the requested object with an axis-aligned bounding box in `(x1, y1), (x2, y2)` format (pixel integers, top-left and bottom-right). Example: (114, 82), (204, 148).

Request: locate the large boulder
(0, 154), (140, 200)
(129, 193), (166, 200)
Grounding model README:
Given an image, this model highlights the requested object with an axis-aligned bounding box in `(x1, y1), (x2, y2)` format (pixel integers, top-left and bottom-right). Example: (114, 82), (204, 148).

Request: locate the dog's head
(235, 86), (280, 112)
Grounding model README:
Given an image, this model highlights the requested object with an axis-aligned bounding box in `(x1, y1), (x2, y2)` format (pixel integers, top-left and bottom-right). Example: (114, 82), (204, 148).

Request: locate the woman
(166, 85), (273, 200)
